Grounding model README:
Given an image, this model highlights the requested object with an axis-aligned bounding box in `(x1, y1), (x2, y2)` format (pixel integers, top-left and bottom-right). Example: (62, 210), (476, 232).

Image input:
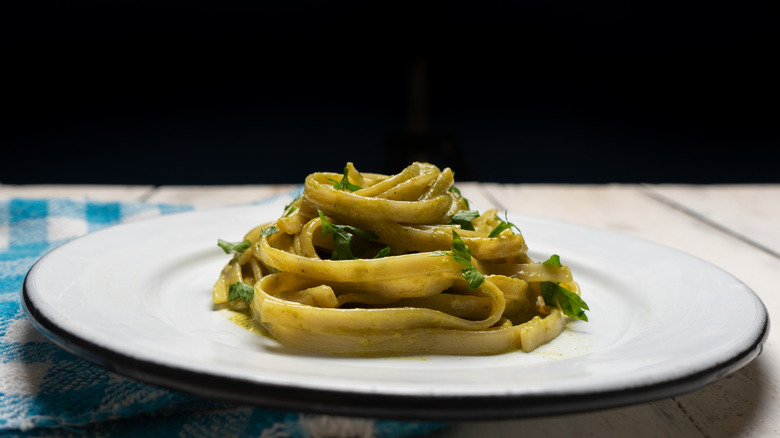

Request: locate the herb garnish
(448, 210), (480, 231)
(539, 254), (589, 321)
(432, 231), (485, 290)
(228, 282), (254, 303)
(260, 225), (279, 236)
(448, 186), (470, 209)
(318, 210), (380, 260)
(542, 254), (562, 267)
(283, 194), (300, 217)
(329, 166), (362, 191)
(217, 239), (251, 254)
(488, 212), (521, 238)
(541, 282), (589, 321)
(374, 247), (391, 258)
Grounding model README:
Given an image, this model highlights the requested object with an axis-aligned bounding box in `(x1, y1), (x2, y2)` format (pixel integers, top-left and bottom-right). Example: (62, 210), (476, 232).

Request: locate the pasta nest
(213, 162), (580, 355)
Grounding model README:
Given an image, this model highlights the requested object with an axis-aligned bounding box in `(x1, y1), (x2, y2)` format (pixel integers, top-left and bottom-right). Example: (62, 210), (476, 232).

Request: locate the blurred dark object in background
(2, 1), (777, 185)
(387, 56), (475, 180)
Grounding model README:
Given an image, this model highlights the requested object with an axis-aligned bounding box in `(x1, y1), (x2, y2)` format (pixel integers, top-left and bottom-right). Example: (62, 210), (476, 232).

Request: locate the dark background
(3, 1), (778, 185)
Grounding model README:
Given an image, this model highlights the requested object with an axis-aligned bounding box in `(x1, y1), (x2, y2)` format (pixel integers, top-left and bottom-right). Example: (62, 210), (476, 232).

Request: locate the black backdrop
(3, 1), (778, 185)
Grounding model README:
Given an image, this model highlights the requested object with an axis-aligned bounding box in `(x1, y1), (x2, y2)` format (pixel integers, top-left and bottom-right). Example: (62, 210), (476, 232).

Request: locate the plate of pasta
(23, 163), (769, 420)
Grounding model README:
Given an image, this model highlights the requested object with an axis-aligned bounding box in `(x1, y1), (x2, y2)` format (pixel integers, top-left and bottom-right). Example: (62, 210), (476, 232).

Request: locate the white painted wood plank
(446, 183), (779, 438)
(0, 184), (153, 202)
(646, 184), (780, 256)
(142, 184), (299, 206)
(445, 400), (702, 438)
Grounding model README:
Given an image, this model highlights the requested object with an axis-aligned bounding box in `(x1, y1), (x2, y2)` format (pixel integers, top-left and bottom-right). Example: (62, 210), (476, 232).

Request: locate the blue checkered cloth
(0, 197), (445, 437)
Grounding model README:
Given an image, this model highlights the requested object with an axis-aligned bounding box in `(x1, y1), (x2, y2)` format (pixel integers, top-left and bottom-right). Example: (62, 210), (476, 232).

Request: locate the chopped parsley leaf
(228, 282), (255, 303)
(542, 254), (562, 267)
(488, 212), (521, 238)
(448, 186), (470, 209)
(431, 231), (485, 290)
(374, 247), (391, 258)
(217, 239), (251, 254)
(283, 194), (300, 217)
(318, 210), (380, 260)
(448, 210), (480, 231)
(260, 225), (279, 236)
(328, 166), (362, 191)
(541, 281), (589, 321)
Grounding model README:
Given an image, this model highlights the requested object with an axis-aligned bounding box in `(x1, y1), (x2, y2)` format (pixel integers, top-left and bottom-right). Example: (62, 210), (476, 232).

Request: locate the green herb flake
(542, 254), (562, 267)
(461, 267), (485, 290)
(541, 281), (589, 321)
(431, 231), (485, 290)
(217, 239), (251, 254)
(449, 230), (474, 266)
(374, 247), (391, 258)
(449, 186), (471, 209)
(448, 210), (480, 231)
(260, 225), (279, 236)
(318, 210), (379, 260)
(488, 212), (521, 238)
(283, 194), (301, 217)
(328, 166), (362, 191)
(228, 282), (255, 303)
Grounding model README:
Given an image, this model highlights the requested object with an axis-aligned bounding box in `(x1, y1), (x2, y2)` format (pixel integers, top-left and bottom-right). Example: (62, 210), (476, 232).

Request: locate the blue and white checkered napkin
(0, 197), (445, 437)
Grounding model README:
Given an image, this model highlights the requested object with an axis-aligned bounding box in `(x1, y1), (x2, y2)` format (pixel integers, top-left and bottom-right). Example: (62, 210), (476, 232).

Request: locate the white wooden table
(1, 183), (777, 437)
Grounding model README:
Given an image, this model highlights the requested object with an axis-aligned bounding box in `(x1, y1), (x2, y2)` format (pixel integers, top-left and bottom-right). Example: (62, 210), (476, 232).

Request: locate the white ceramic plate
(22, 196), (769, 420)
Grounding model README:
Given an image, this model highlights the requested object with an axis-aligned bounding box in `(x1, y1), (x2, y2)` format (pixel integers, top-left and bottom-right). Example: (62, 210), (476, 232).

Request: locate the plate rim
(20, 203), (771, 420)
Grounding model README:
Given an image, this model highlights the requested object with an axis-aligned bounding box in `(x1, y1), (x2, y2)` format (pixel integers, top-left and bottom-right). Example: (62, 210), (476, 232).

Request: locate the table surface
(2, 182), (777, 437)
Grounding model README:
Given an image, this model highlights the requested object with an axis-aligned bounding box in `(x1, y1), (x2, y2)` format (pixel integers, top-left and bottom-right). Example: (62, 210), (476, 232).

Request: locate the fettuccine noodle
(213, 162), (585, 355)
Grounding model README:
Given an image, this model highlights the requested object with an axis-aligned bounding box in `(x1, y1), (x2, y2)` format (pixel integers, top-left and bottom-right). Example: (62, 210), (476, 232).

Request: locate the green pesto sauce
(227, 309), (271, 337)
